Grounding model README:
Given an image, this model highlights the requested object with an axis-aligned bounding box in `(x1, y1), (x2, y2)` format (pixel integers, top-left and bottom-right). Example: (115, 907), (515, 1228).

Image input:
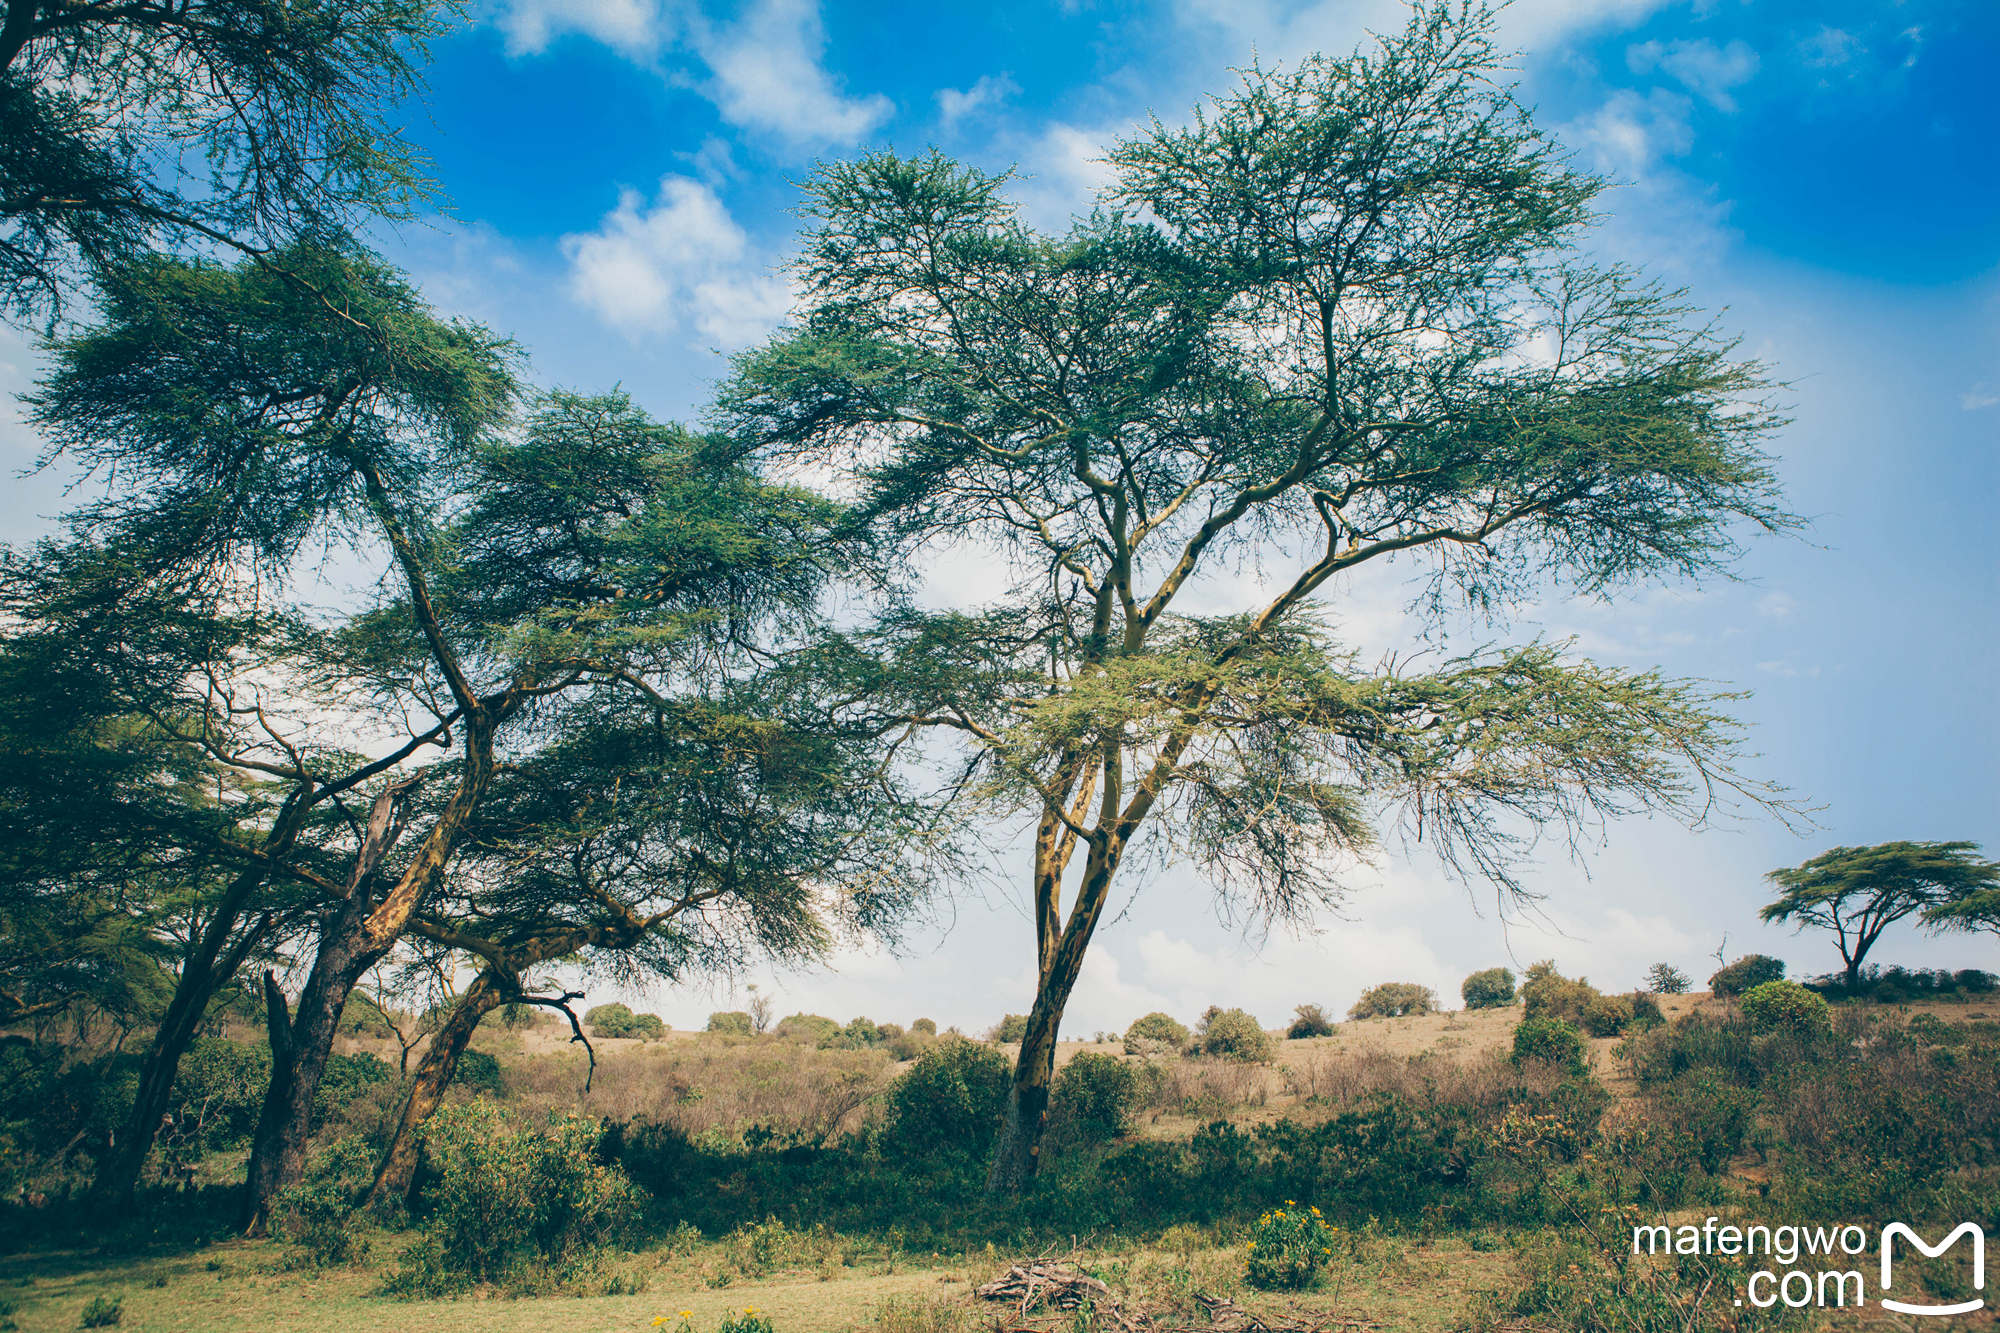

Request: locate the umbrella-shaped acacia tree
(718, 2), (1803, 1192)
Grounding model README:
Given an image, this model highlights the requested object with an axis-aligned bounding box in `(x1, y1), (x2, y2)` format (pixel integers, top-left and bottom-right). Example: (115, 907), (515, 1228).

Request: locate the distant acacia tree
(720, 2), (1800, 1191)
(1763, 841), (2000, 988)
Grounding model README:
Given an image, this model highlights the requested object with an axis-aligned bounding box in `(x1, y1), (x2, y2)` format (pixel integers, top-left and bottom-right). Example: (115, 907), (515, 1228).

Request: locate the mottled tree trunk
(366, 968), (505, 1207)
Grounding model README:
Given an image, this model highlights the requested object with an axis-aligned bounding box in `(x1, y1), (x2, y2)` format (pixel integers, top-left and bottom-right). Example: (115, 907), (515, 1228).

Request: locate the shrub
(1244, 1200), (1338, 1291)
(843, 1016), (881, 1046)
(886, 1028), (935, 1062)
(706, 1011), (754, 1037)
(1286, 1004), (1336, 1039)
(910, 1018), (938, 1036)
(876, 1023), (905, 1042)
(1628, 991), (1665, 1030)
(1123, 1012), (1190, 1056)
(1346, 982), (1436, 1020)
(1708, 954), (1785, 998)
(1193, 1006), (1273, 1061)
(989, 1014), (1028, 1044)
(586, 1002), (636, 1036)
(1580, 993), (1633, 1038)
(885, 1036), (1012, 1162)
(78, 1296), (121, 1328)
(1520, 961), (1599, 1024)
(1511, 1017), (1586, 1075)
(1461, 968), (1516, 1010)
(773, 1013), (841, 1045)
(275, 1137), (374, 1269)
(1644, 962), (1692, 994)
(385, 1100), (644, 1296)
(1738, 980), (1831, 1034)
(1049, 1051), (1144, 1143)
(452, 1049), (506, 1096)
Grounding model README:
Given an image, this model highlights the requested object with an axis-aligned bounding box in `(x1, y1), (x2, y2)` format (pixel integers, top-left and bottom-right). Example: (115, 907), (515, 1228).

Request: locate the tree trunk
(987, 835), (1124, 1193)
(88, 872), (273, 1211)
(366, 967), (505, 1207)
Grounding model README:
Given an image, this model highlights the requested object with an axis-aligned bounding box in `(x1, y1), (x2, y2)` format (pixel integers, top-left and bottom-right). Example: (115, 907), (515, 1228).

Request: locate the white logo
(1881, 1223), (1985, 1317)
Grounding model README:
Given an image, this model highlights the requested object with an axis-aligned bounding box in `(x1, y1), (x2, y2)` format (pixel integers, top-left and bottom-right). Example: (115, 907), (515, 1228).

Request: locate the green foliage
(1193, 1007), (1272, 1062)
(885, 1037), (1012, 1163)
(991, 1014), (1028, 1044)
(274, 1138), (374, 1269)
(1581, 994), (1634, 1038)
(590, 1004), (667, 1039)
(1346, 983), (1436, 1020)
(843, 1017), (881, 1046)
(78, 1295), (122, 1328)
(385, 1100), (643, 1296)
(588, 1003), (636, 1035)
(717, 1311), (778, 1333)
(451, 1049), (506, 1097)
(706, 1012), (754, 1038)
(1285, 1004), (1335, 1039)
(910, 1019), (937, 1036)
(1765, 841), (1998, 984)
(1628, 992), (1665, 1031)
(1738, 981), (1831, 1034)
(1520, 961), (1600, 1024)
(1708, 954), (1785, 997)
(1244, 1201), (1338, 1291)
(1460, 968), (1516, 1010)
(1123, 1012), (1189, 1055)
(1512, 1017), (1587, 1075)
(773, 1013), (841, 1045)
(1644, 963), (1691, 994)
(1049, 1053), (1145, 1144)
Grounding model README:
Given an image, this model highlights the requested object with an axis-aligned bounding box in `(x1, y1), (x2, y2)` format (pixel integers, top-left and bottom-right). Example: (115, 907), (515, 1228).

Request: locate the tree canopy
(717, 2), (1800, 1190)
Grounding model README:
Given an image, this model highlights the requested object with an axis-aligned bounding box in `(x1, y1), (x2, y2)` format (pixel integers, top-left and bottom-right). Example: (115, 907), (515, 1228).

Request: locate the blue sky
(4, 0), (1995, 1029)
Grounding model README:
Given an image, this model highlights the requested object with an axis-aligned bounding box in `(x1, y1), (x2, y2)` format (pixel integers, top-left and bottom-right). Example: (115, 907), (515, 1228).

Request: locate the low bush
(885, 1036), (1012, 1163)
(773, 1013), (841, 1045)
(1738, 980), (1831, 1034)
(1628, 991), (1665, 1030)
(1511, 1017), (1586, 1075)
(1124, 1012), (1189, 1056)
(989, 1014), (1028, 1044)
(1286, 1004), (1336, 1039)
(1460, 968), (1516, 1010)
(910, 1018), (938, 1036)
(275, 1137), (374, 1269)
(1244, 1200), (1338, 1291)
(78, 1296), (121, 1328)
(1048, 1051), (1146, 1145)
(385, 1100), (643, 1296)
(1644, 962), (1692, 994)
(1708, 954), (1785, 998)
(843, 1017), (881, 1046)
(706, 1012), (754, 1037)
(1347, 983), (1436, 1020)
(1580, 993), (1634, 1038)
(1193, 1007), (1272, 1062)
(1520, 961), (1599, 1025)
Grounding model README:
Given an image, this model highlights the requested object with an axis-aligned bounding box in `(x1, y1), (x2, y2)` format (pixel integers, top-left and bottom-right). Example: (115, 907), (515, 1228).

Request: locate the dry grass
(505, 1037), (897, 1143)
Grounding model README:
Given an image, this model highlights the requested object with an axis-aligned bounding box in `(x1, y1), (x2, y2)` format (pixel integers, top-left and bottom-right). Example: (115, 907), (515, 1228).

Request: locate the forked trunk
(366, 968), (505, 1207)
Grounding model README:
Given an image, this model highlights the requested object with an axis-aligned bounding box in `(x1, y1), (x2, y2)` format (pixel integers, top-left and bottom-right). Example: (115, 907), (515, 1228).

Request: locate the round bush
(910, 1017), (938, 1035)
(705, 1011), (754, 1036)
(773, 1012), (841, 1044)
(586, 1002), (636, 1036)
(1124, 1012), (1190, 1055)
(1708, 954), (1786, 998)
(1511, 1016), (1586, 1074)
(843, 1016), (881, 1045)
(1461, 967), (1516, 1010)
(1581, 994), (1634, 1038)
(1049, 1051), (1143, 1141)
(886, 1035), (1013, 1161)
(1194, 1006), (1273, 1062)
(1286, 1004), (1336, 1039)
(1738, 980), (1831, 1033)
(1520, 961), (1599, 1024)
(1628, 991), (1665, 1030)
(1347, 982), (1437, 1020)
(1245, 1201), (1338, 1291)
(990, 1013), (1029, 1044)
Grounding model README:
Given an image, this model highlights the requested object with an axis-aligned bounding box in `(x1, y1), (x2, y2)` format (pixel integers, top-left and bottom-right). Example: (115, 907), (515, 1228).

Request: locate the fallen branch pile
(975, 1261), (1137, 1329)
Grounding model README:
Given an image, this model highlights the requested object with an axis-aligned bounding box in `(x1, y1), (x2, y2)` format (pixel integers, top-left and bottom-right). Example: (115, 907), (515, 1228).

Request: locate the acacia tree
(719, 3), (1800, 1191)
(1764, 841), (2000, 988)
(0, 0), (446, 323)
(20, 244), (876, 1225)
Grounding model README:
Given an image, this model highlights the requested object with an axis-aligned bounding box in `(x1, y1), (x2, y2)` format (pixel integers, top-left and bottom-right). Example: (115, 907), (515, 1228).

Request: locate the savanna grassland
(4, 969), (1998, 1333)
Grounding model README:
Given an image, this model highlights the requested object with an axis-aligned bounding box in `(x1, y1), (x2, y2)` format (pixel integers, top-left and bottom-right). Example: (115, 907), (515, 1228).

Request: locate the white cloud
(1962, 383), (1998, 410)
(562, 176), (789, 345)
(1571, 87), (1695, 178)
(936, 73), (1020, 130)
(1798, 26), (1862, 70)
(686, 0), (892, 147)
(1756, 590), (1799, 620)
(1756, 659), (1820, 679)
(489, 0), (673, 58)
(1627, 38), (1761, 112)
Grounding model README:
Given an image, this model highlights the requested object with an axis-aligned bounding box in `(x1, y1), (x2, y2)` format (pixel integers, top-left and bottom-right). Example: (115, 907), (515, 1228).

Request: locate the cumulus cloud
(489, 0), (673, 58)
(686, 0), (892, 146)
(936, 73), (1020, 129)
(562, 176), (789, 345)
(1627, 37), (1761, 112)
